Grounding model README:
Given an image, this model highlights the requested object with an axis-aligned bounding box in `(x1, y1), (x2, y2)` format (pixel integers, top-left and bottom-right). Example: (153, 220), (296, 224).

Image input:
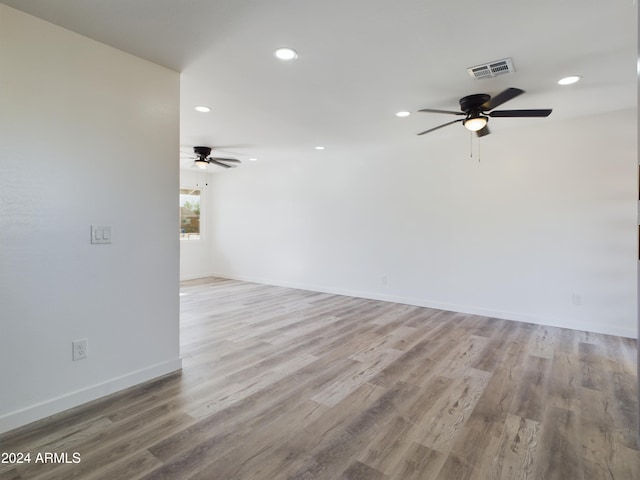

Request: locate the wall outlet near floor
(72, 339), (88, 361)
(380, 274), (387, 285)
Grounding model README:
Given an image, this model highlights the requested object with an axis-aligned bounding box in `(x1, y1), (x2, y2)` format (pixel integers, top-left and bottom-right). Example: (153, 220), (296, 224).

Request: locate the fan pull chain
(470, 132), (473, 158)
(196, 173), (208, 188)
(469, 133), (481, 162)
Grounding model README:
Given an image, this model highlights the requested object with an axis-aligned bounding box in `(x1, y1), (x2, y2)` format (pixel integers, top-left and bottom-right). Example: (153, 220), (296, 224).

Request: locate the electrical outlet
(572, 293), (583, 306)
(72, 339), (88, 361)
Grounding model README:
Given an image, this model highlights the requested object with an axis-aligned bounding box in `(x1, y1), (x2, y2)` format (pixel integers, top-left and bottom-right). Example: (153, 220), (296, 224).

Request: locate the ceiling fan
(417, 88), (551, 137)
(185, 146), (241, 169)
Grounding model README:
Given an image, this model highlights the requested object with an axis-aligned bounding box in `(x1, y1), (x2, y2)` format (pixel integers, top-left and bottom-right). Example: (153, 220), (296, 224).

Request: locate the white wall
(0, 6), (181, 434)
(180, 170), (215, 280)
(208, 109), (637, 338)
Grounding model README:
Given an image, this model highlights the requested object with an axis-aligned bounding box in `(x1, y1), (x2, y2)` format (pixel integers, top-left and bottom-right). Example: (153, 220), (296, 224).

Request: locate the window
(180, 188), (201, 239)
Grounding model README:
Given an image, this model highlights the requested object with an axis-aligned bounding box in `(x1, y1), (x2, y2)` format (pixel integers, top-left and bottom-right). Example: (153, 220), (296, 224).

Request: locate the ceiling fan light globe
(463, 116), (488, 132)
(195, 159), (208, 169)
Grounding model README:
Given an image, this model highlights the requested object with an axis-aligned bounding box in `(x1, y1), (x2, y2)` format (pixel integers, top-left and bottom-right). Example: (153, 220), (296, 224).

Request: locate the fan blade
(476, 125), (491, 137)
(483, 88), (524, 110)
(489, 109), (552, 118)
(417, 118), (464, 135)
(209, 157), (241, 163)
(208, 159), (234, 168)
(418, 108), (465, 115)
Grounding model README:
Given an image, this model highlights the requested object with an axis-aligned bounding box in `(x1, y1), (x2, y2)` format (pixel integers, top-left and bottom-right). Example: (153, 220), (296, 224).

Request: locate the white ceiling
(3, 0), (637, 171)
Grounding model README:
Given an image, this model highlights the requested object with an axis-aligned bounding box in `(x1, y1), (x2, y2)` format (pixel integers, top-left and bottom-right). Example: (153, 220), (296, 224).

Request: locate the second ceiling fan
(417, 88), (552, 137)
(189, 146), (241, 169)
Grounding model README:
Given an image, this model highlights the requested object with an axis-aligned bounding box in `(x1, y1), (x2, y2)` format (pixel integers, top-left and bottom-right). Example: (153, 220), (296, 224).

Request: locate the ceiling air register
(467, 58), (515, 80)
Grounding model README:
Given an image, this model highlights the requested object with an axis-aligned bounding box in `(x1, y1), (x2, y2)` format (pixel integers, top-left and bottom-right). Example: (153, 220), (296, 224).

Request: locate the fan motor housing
(459, 94), (490, 113)
(194, 146), (212, 157)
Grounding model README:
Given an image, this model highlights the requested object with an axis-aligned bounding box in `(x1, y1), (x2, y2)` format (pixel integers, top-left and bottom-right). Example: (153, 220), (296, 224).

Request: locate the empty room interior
(0, 1), (638, 479)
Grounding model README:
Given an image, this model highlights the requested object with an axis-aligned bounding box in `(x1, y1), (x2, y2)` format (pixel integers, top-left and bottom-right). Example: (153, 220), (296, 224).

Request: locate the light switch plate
(91, 225), (112, 244)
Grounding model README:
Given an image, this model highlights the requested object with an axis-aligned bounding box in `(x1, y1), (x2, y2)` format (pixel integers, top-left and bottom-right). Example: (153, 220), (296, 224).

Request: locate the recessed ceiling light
(274, 47), (298, 60)
(396, 111), (411, 117)
(315, 146), (325, 150)
(249, 158), (257, 161)
(194, 106), (211, 112)
(558, 75), (581, 86)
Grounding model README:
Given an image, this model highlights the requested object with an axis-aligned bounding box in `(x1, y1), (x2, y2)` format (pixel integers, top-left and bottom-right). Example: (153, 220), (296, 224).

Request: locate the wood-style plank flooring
(1, 277), (638, 479)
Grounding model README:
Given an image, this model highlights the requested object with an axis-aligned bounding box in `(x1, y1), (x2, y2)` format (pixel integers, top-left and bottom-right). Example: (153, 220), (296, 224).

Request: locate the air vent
(467, 58), (515, 80)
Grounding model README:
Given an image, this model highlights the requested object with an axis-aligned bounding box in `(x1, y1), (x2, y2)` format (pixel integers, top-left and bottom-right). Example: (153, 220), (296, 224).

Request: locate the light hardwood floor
(1, 277), (638, 479)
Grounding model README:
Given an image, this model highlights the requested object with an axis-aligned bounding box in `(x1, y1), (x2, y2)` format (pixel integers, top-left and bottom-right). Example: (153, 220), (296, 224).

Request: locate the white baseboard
(0, 357), (182, 435)
(211, 272), (637, 339)
(180, 272), (216, 281)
